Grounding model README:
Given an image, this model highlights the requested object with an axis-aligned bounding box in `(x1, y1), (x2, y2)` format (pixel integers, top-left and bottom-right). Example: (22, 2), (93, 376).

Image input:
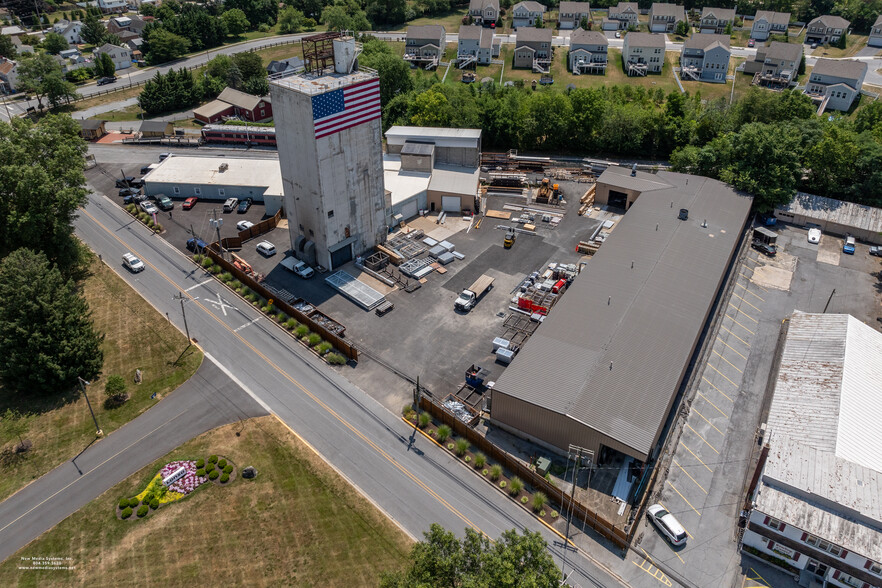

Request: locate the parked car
(140, 164), (153, 175)
(237, 197), (253, 213)
(280, 257), (314, 278)
(140, 201), (159, 214)
(843, 235), (855, 254)
(869, 245), (882, 257)
(129, 178), (145, 188)
(752, 241), (777, 256)
(119, 187), (140, 197)
(223, 197), (239, 213)
(807, 228), (821, 244)
(156, 195), (173, 211)
(647, 504), (687, 546)
(115, 176), (136, 188)
(747, 38), (755, 47)
(97, 76), (117, 86)
(186, 238), (208, 252)
(122, 252), (144, 272)
(124, 192), (149, 205)
(256, 240), (276, 257)
(236, 220), (254, 232)
(182, 196), (198, 210)
(159, 152), (172, 161)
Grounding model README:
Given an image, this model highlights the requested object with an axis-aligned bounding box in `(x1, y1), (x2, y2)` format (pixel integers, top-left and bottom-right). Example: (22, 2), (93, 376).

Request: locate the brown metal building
(490, 171), (753, 465)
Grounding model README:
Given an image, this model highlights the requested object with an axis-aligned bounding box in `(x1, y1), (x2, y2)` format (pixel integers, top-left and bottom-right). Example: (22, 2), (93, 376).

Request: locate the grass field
(393, 8), (468, 32)
(810, 34), (868, 58)
(0, 258), (202, 504)
(0, 417), (411, 587)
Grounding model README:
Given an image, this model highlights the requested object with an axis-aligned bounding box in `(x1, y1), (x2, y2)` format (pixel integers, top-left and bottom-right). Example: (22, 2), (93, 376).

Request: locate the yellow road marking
(679, 441), (713, 472)
(744, 257), (758, 266)
(80, 208), (486, 536)
(716, 336), (747, 360)
(633, 558), (672, 586)
(692, 408), (724, 435)
(735, 282), (765, 302)
(732, 292), (763, 313)
(720, 325), (751, 348)
(685, 423), (720, 454)
(708, 363), (741, 390)
(725, 313), (756, 335)
(728, 302), (759, 323)
(697, 391), (730, 418)
(702, 376), (734, 403)
(713, 349), (744, 373)
(666, 480), (701, 516)
(673, 459), (707, 494)
(748, 567), (772, 587)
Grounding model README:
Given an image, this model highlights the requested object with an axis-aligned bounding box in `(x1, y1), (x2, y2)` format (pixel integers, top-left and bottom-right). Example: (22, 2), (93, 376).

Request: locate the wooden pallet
(485, 210), (512, 220)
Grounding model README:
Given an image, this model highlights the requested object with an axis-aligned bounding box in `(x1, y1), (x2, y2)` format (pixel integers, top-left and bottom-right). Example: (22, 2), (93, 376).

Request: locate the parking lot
(620, 223), (881, 588)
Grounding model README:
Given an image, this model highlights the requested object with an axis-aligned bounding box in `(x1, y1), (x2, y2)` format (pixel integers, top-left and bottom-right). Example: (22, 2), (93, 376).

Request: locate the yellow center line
(657, 502), (694, 539)
(716, 336), (747, 360)
(728, 302), (759, 323)
(707, 363), (741, 390)
(720, 325), (751, 348)
(697, 391), (730, 418)
(80, 208), (487, 536)
(692, 407), (725, 435)
(725, 313), (756, 335)
(684, 423), (720, 454)
(678, 441), (713, 472)
(673, 459), (707, 494)
(712, 349), (744, 373)
(732, 291), (764, 312)
(735, 282), (766, 302)
(665, 480), (702, 516)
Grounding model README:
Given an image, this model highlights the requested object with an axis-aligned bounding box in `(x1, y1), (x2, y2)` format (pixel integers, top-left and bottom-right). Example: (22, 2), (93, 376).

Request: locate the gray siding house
(404, 25), (446, 69)
(680, 33), (730, 83)
(750, 10), (790, 41)
(742, 41), (802, 87)
(649, 3), (685, 33)
(513, 26), (553, 71)
(568, 28), (608, 74)
(869, 15), (882, 48)
(457, 25), (494, 67)
(805, 15), (850, 45)
(622, 31), (665, 75)
(699, 7), (735, 34)
(602, 2), (638, 31)
(512, 1), (547, 29)
(468, 0), (499, 26)
(804, 58), (867, 113)
(558, 2), (591, 30)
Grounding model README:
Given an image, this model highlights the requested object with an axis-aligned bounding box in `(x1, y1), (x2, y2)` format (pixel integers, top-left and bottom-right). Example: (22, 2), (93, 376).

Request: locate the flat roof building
(774, 192), (882, 245)
(490, 170), (752, 465)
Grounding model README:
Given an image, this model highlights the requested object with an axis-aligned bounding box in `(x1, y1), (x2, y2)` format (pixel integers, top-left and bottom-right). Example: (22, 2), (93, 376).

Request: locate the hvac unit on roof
(219, 162), (229, 172)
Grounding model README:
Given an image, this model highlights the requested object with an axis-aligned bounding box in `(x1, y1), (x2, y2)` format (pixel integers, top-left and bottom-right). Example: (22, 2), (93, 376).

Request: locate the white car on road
(122, 252), (145, 272)
(807, 228), (821, 244)
(647, 504), (687, 546)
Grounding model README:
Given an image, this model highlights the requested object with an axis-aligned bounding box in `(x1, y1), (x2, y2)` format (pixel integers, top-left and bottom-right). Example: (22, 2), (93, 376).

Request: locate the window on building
(173, 186), (180, 195)
(838, 573), (861, 588)
(194, 187), (201, 196)
(218, 188), (225, 197)
(328, 210), (334, 218)
(869, 562), (882, 575)
(767, 518), (785, 531)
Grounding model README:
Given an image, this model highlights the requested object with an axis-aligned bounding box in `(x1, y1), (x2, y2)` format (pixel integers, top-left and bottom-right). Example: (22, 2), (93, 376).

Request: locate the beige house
(513, 27), (553, 72)
(699, 7), (735, 34)
(750, 11), (790, 41)
(468, 0), (499, 25)
(602, 1), (638, 30)
(568, 28), (608, 74)
(649, 3), (686, 34)
(805, 15), (850, 45)
(558, 2), (592, 30)
(622, 32), (666, 75)
(78, 119), (107, 141)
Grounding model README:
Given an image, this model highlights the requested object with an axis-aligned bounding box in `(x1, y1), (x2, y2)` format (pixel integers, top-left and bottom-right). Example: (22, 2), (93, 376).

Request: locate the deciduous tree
(42, 31), (68, 54)
(143, 28), (190, 64)
(221, 8), (250, 36)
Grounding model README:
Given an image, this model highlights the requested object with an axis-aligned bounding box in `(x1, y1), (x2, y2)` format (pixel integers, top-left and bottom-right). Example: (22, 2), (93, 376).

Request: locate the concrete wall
(426, 189), (476, 213)
(401, 152), (434, 172)
(144, 180), (268, 202)
(594, 180), (641, 209)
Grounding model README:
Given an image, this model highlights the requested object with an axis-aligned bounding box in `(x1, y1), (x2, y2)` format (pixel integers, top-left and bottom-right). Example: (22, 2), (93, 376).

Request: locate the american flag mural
(311, 78), (382, 139)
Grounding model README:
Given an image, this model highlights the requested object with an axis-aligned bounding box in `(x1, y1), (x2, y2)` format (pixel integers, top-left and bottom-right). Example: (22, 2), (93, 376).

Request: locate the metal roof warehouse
(490, 170), (753, 465)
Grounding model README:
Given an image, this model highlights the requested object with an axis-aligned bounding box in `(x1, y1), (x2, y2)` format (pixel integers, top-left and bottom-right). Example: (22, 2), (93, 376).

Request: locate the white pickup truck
(280, 256), (314, 278)
(454, 274), (494, 312)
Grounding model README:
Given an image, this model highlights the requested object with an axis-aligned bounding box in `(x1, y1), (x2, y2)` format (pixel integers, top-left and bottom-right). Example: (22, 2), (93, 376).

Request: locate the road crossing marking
(185, 278), (214, 292)
(233, 317), (260, 332)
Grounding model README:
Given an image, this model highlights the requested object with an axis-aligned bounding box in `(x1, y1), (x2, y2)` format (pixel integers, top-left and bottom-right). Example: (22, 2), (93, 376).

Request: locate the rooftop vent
(678, 208), (688, 221)
(631, 163), (638, 177)
(219, 163), (229, 172)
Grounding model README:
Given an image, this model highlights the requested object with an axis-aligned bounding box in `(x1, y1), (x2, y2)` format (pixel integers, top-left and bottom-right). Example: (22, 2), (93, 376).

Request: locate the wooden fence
(419, 396), (629, 550)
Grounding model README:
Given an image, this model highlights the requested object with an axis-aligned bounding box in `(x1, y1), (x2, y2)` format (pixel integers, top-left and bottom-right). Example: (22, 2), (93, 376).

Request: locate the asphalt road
(64, 189), (628, 587)
(0, 359), (267, 563)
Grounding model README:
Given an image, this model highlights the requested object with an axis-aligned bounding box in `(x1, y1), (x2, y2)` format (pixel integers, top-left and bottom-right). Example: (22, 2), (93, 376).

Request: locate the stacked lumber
(576, 241), (600, 255)
(376, 244), (405, 266)
(578, 183), (597, 216)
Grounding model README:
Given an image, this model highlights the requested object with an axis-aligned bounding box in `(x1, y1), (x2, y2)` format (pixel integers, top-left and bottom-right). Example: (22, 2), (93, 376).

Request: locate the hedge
(121, 507), (133, 519)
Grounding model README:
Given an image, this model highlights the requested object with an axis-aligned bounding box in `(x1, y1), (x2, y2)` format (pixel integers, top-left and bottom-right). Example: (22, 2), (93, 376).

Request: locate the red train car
(200, 124), (277, 147)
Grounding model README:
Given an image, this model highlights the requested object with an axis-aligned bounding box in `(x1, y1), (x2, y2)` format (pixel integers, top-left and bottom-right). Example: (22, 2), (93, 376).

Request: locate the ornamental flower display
(159, 460), (208, 495)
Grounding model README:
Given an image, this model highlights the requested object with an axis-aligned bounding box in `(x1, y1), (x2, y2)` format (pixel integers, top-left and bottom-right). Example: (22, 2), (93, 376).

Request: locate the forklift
(504, 228), (516, 249)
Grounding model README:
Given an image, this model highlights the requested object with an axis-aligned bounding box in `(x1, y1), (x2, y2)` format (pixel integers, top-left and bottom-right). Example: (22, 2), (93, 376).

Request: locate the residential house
(266, 57), (305, 75)
(97, 0), (128, 13)
(77, 119), (107, 140)
(0, 58), (18, 93)
(107, 15), (149, 35)
(558, 2), (592, 30)
(468, 0), (499, 26)
(750, 11), (790, 41)
(743, 41), (802, 87)
(741, 313), (882, 588)
(511, 1), (547, 29)
(804, 58), (866, 113)
(0, 26), (27, 38)
(53, 19), (83, 45)
(10, 37), (34, 55)
(457, 25), (495, 68)
(649, 3), (686, 34)
(58, 48), (80, 61)
(513, 27), (553, 72)
(93, 43), (132, 70)
(139, 120), (174, 138)
(680, 33), (730, 82)
(568, 28), (607, 74)
(602, 2), (638, 31)
(699, 7), (735, 34)
(403, 25), (446, 70)
(193, 87), (273, 124)
(805, 15), (850, 45)
(622, 32), (666, 75)
(869, 15), (882, 48)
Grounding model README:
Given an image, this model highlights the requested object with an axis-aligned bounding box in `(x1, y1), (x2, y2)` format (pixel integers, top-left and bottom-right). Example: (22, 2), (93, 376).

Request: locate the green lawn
(0, 258), (202, 504)
(0, 417), (411, 587)
(811, 34), (868, 58)
(396, 8), (468, 32)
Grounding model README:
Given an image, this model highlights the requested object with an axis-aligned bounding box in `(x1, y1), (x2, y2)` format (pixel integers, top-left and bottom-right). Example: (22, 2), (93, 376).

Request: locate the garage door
(608, 190), (629, 210)
(330, 243), (352, 270)
(400, 200), (418, 220)
(442, 196), (460, 212)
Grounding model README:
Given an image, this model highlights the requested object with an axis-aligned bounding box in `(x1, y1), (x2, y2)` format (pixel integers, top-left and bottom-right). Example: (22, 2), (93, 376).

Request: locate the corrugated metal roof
(144, 156), (283, 196)
(757, 312), (882, 560)
(385, 126), (482, 149)
(427, 165), (480, 195)
(493, 172), (752, 458)
(776, 192), (882, 234)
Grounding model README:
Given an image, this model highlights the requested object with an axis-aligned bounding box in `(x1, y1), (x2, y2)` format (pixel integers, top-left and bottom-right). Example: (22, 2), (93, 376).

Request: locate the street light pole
(77, 377), (102, 436)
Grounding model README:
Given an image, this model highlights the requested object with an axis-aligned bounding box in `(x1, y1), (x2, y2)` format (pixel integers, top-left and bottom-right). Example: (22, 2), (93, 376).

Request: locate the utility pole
(78, 377), (102, 436)
(561, 444), (593, 583)
(173, 292), (191, 342)
(209, 210), (224, 259)
(823, 288), (836, 313)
